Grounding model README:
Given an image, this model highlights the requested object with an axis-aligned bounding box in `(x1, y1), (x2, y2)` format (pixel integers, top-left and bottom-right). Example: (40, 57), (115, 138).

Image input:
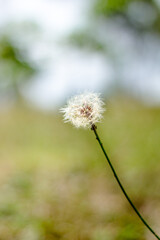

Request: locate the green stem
(91, 124), (160, 240)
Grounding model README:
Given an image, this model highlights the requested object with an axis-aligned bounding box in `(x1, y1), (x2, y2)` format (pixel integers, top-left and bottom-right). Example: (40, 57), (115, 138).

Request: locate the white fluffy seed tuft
(60, 92), (105, 129)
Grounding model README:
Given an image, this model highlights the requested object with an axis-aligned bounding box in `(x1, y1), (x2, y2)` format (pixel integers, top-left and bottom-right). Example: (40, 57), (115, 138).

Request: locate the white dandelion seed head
(60, 92), (105, 129)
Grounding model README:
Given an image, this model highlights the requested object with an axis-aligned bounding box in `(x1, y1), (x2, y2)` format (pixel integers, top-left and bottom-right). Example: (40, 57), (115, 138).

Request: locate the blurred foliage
(68, 30), (105, 52)
(93, 0), (160, 32)
(0, 98), (159, 239)
(0, 35), (37, 101)
(93, 0), (132, 14)
(68, 0), (160, 51)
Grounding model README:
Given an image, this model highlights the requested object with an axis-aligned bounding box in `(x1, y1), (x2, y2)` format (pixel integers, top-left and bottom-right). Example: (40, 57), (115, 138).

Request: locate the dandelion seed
(60, 92), (105, 128)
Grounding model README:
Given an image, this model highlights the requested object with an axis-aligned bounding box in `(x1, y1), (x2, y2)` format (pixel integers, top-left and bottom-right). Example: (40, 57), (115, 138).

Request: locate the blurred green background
(0, 0), (160, 239)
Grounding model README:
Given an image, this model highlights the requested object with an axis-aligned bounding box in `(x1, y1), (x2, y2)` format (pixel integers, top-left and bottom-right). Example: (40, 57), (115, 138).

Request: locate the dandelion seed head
(60, 92), (105, 128)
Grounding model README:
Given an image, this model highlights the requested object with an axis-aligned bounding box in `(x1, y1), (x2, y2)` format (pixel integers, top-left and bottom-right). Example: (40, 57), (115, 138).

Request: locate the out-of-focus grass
(0, 98), (160, 240)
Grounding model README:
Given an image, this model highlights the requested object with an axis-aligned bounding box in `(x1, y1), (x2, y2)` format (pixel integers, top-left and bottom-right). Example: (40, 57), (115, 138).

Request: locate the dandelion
(61, 92), (160, 240)
(60, 92), (105, 128)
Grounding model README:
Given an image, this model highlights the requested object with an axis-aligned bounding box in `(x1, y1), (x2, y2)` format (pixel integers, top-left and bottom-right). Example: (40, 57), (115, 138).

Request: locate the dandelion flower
(60, 92), (105, 128)
(60, 92), (160, 239)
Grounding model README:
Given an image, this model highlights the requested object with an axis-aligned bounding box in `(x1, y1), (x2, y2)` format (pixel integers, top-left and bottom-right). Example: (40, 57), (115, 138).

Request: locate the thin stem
(91, 124), (160, 240)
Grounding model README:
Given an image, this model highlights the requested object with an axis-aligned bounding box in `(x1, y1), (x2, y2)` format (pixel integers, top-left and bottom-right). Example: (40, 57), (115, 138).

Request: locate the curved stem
(91, 124), (160, 240)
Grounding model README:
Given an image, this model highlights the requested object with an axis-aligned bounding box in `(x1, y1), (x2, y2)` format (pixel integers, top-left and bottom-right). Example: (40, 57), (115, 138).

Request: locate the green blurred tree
(93, 0), (160, 32)
(67, 0), (160, 94)
(0, 35), (37, 102)
(69, 0), (160, 50)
